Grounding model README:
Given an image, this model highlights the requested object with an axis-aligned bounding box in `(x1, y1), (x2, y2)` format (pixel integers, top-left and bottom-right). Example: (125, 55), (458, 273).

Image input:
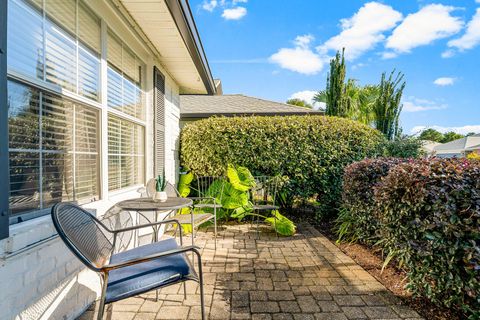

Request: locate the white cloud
(441, 49), (455, 58)
(447, 9), (480, 53)
(289, 90), (325, 110)
(476, 0), (480, 3)
(403, 97), (447, 112)
(411, 125), (480, 135)
(232, 0), (247, 3)
(202, 0), (218, 12)
(317, 2), (402, 60)
(270, 35), (325, 75)
(381, 51), (398, 59)
(222, 7), (247, 20)
(433, 77), (456, 86)
(386, 4), (463, 53)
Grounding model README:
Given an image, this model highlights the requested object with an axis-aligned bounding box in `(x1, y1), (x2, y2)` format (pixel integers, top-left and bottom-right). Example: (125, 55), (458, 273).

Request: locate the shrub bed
(181, 115), (384, 217)
(338, 158), (403, 244)
(376, 159), (480, 317)
(340, 158), (480, 317)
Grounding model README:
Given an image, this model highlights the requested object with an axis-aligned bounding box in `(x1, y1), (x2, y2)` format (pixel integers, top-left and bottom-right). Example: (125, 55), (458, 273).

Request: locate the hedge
(376, 159), (480, 317)
(338, 158), (403, 243)
(339, 158), (480, 317)
(181, 115), (384, 217)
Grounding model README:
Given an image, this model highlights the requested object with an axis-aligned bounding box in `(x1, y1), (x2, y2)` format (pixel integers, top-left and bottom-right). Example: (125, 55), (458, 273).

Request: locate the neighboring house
(0, 0), (216, 319)
(180, 94), (323, 127)
(433, 134), (480, 158)
(420, 140), (441, 157)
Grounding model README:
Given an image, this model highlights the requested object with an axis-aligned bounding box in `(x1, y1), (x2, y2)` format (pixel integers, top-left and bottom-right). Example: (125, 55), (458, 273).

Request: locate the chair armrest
(189, 196), (217, 202)
(112, 219), (181, 234)
(102, 245), (201, 271)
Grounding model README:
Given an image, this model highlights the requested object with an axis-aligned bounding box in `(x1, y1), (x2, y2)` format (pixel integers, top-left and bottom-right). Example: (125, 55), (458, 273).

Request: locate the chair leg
(214, 206), (217, 250)
(273, 211), (278, 239)
(97, 273), (108, 320)
(156, 289), (159, 301)
(256, 211), (260, 240)
(183, 282), (187, 300)
(196, 255), (206, 320)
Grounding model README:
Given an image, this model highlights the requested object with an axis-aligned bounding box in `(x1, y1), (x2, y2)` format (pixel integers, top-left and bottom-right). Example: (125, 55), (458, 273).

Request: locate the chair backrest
(165, 182), (180, 197)
(51, 202), (114, 271)
(251, 176), (279, 206)
(145, 178), (157, 198)
(195, 176), (224, 199)
(101, 205), (133, 253)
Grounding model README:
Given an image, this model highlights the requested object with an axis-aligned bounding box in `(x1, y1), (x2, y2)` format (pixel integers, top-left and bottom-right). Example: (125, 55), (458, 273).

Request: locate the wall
(0, 1), (182, 319)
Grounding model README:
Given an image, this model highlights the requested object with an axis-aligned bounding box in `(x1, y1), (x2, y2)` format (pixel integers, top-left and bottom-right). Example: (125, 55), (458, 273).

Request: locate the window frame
(6, 0), (149, 225)
(1, 0), (10, 239)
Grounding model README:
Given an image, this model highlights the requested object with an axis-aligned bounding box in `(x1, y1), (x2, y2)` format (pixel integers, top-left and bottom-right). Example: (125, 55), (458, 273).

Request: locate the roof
(434, 133), (480, 154)
(180, 94), (324, 119)
(118, 0), (215, 94)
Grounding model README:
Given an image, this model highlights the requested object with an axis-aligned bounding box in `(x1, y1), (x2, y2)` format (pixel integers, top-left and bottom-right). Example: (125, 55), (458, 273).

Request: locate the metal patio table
(116, 197), (194, 245)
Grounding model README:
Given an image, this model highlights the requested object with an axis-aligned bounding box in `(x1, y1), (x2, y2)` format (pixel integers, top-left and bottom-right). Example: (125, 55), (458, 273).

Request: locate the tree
(373, 70), (405, 140)
(324, 49), (349, 117)
(418, 128), (444, 142)
(286, 98), (312, 109)
(441, 131), (464, 143)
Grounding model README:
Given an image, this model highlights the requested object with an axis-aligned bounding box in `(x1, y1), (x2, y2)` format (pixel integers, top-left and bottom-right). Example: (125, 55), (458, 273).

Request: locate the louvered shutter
(153, 67), (165, 176)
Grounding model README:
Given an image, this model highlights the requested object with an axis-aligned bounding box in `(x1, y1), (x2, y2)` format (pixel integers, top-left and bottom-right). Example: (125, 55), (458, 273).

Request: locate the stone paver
(80, 224), (423, 319)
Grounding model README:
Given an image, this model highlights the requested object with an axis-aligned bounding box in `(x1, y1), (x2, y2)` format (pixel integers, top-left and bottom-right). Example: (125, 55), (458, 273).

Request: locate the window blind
(7, 80), (99, 216)
(108, 115), (144, 191)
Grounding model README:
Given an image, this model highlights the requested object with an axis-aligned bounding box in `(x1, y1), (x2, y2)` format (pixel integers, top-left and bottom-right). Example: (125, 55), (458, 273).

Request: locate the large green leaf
(265, 210), (296, 236)
(178, 171), (194, 197)
(221, 182), (249, 209)
(227, 164), (256, 192)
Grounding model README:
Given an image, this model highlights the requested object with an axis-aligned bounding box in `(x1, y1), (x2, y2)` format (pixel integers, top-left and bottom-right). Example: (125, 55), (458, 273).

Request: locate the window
(107, 30), (146, 192)
(8, 80), (99, 217)
(8, 0), (101, 101)
(107, 31), (145, 120)
(108, 115), (145, 191)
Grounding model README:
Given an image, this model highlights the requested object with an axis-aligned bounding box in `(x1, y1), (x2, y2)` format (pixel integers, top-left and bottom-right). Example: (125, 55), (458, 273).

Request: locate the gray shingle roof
(434, 133), (480, 153)
(180, 94), (323, 119)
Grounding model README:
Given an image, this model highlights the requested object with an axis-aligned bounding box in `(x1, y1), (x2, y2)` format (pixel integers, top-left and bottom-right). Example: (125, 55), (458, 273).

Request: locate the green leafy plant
(337, 158), (403, 244)
(181, 115), (384, 219)
(375, 158), (479, 318)
(201, 165), (297, 236)
(178, 170), (194, 197)
(156, 170), (166, 192)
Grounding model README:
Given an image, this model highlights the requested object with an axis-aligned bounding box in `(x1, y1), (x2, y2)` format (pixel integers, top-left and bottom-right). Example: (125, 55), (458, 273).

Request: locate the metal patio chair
(143, 178), (220, 249)
(51, 202), (205, 320)
(251, 176), (280, 238)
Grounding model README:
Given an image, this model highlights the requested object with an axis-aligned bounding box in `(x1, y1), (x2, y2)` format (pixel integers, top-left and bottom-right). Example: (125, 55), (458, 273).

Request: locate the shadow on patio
(79, 224), (423, 320)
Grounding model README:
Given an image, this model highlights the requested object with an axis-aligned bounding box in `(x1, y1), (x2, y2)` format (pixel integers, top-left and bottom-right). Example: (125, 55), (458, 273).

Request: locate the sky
(190, 0), (480, 135)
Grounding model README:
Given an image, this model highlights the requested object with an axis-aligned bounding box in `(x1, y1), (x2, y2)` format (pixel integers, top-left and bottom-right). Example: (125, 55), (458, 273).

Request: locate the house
(433, 134), (480, 158)
(180, 94), (323, 127)
(0, 0), (216, 318)
(420, 140), (441, 157)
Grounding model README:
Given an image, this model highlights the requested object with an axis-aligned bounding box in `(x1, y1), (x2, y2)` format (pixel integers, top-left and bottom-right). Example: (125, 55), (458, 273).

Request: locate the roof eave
(164, 0), (216, 95)
(180, 111), (324, 119)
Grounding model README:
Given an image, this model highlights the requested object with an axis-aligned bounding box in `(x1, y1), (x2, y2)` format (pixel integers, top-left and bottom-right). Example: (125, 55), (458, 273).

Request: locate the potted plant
(153, 171), (167, 202)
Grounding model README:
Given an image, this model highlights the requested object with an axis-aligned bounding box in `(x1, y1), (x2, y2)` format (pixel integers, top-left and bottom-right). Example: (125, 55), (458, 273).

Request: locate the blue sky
(190, 0), (480, 135)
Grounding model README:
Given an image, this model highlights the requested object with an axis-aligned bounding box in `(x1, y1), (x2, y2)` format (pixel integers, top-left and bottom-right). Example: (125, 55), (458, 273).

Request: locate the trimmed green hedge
(338, 158), (403, 243)
(181, 115), (384, 217)
(339, 158), (480, 318)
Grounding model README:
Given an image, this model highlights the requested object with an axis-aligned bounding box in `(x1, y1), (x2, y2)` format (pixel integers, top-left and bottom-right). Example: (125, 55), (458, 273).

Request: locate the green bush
(338, 158), (403, 244)
(181, 115), (384, 218)
(375, 159), (480, 317)
(381, 136), (424, 158)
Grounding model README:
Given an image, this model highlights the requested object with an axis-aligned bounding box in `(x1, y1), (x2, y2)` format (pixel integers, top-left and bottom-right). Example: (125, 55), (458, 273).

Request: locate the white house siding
(0, 1), (182, 320)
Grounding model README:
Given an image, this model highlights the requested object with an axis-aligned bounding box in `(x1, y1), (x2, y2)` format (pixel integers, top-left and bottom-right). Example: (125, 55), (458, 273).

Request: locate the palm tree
(373, 70), (405, 140)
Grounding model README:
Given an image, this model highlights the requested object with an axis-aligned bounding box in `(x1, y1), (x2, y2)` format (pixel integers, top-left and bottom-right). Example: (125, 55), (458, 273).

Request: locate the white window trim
(7, 0), (151, 223)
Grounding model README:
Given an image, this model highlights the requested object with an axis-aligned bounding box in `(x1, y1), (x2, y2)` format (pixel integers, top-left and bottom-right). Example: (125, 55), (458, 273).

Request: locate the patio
(79, 223), (423, 320)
